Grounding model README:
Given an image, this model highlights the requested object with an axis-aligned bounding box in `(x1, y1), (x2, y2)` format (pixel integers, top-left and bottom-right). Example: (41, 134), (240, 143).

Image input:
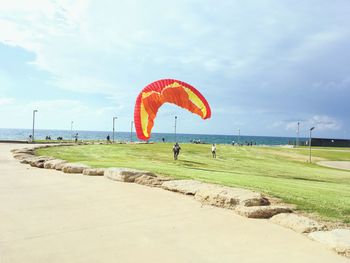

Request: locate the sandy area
(317, 161), (350, 171)
(0, 143), (348, 263)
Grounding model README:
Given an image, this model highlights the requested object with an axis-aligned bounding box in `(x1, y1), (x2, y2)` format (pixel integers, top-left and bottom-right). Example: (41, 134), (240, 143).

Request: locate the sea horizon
(0, 127), (306, 145)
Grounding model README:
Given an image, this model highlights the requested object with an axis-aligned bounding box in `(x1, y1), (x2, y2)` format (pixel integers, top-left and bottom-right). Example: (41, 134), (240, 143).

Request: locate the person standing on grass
(212, 143), (216, 158)
(106, 134), (111, 143)
(173, 142), (181, 160)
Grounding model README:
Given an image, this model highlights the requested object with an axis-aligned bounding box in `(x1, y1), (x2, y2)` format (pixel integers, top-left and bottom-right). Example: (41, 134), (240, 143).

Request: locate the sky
(0, 0), (349, 139)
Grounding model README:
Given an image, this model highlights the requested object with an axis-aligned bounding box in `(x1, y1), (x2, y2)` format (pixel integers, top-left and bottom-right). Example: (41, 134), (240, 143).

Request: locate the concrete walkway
(317, 161), (350, 171)
(0, 144), (348, 263)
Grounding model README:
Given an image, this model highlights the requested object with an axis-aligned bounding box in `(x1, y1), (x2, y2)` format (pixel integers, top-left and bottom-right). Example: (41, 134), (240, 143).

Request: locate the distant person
(212, 144), (216, 158)
(28, 135), (33, 142)
(74, 133), (79, 143)
(162, 137), (165, 143)
(232, 140), (235, 146)
(173, 142), (181, 160)
(106, 134), (111, 143)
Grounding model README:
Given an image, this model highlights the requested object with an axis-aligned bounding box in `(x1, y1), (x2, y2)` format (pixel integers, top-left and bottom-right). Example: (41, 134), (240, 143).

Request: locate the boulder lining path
(0, 143), (348, 263)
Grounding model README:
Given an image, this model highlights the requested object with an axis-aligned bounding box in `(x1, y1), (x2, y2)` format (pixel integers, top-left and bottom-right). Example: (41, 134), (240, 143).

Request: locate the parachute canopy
(134, 79), (211, 140)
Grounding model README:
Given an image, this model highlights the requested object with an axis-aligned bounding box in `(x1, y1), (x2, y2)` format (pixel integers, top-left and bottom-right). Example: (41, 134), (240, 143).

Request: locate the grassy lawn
(37, 143), (350, 224)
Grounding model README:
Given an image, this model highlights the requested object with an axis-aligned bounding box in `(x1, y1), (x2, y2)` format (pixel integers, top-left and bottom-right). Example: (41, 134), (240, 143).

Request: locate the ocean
(0, 128), (303, 145)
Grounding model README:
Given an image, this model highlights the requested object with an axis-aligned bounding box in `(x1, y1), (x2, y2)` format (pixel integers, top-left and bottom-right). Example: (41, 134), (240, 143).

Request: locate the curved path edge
(2, 143), (349, 262)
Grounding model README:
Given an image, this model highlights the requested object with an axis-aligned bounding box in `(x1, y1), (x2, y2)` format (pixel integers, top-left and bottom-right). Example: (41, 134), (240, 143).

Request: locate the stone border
(11, 144), (350, 258)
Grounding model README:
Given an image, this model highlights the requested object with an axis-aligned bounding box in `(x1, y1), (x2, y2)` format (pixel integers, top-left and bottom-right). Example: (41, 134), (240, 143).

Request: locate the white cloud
(284, 115), (341, 132)
(288, 30), (349, 62)
(309, 115), (341, 131)
(0, 97), (15, 106)
(0, 98), (114, 130)
(0, 0), (349, 136)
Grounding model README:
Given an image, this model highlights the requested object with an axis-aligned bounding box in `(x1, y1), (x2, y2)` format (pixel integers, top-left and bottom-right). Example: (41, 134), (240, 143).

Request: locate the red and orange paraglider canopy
(134, 79), (211, 140)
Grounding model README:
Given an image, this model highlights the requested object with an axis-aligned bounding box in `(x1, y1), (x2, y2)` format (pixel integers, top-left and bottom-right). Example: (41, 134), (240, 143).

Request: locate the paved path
(317, 161), (350, 171)
(0, 144), (348, 263)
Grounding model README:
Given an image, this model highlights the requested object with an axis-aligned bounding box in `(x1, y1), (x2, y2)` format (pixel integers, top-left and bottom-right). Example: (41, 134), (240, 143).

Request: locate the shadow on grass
(179, 160), (208, 166)
(289, 176), (331, 183)
(185, 166), (248, 175)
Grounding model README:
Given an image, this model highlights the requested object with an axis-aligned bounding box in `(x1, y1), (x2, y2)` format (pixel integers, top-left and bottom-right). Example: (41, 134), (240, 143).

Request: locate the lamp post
(296, 122), (300, 147)
(130, 121), (133, 142)
(112, 117), (117, 143)
(32, 110), (38, 142)
(309, 126), (315, 163)
(71, 121), (74, 141)
(238, 128), (240, 146)
(174, 116), (177, 142)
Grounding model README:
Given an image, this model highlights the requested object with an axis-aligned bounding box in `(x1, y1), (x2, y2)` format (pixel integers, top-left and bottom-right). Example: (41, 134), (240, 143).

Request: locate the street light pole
(71, 121), (74, 141)
(112, 117), (117, 143)
(130, 121), (133, 142)
(309, 127), (315, 163)
(296, 121), (300, 147)
(32, 110), (38, 142)
(238, 128), (240, 145)
(174, 116), (177, 142)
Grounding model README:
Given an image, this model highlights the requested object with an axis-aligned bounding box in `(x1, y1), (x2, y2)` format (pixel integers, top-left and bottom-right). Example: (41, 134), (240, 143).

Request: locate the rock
(235, 205), (292, 219)
(20, 156), (51, 167)
(270, 213), (326, 233)
(104, 168), (155, 182)
(161, 180), (213, 195)
(54, 161), (69, 171)
(134, 174), (170, 187)
(308, 229), (350, 257)
(20, 156), (37, 164)
(62, 163), (89, 174)
(82, 168), (106, 176)
(13, 153), (34, 160)
(195, 186), (270, 209)
(12, 148), (34, 155)
(29, 156), (52, 168)
(43, 159), (68, 169)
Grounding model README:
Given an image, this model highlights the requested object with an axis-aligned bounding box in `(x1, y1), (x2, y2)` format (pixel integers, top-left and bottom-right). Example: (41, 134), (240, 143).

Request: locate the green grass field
(37, 143), (350, 224)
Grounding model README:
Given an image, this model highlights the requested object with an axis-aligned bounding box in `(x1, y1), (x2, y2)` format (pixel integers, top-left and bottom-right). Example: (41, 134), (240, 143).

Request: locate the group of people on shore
(30, 133), (79, 142)
(172, 142), (216, 160)
(232, 141), (256, 146)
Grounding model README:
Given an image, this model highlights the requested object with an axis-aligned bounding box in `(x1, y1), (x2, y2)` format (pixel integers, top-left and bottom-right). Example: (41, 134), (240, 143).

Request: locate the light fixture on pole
(309, 126), (315, 163)
(130, 121), (134, 142)
(112, 117), (117, 143)
(32, 110), (38, 143)
(174, 116), (177, 142)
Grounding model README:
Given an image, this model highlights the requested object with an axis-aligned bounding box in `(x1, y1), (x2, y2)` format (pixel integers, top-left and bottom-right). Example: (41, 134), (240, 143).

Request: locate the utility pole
(71, 121), (74, 141)
(174, 116), (177, 142)
(112, 117), (117, 143)
(296, 121), (300, 147)
(32, 110), (38, 142)
(309, 127), (315, 163)
(238, 128), (240, 145)
(130, 121), (133, 142)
